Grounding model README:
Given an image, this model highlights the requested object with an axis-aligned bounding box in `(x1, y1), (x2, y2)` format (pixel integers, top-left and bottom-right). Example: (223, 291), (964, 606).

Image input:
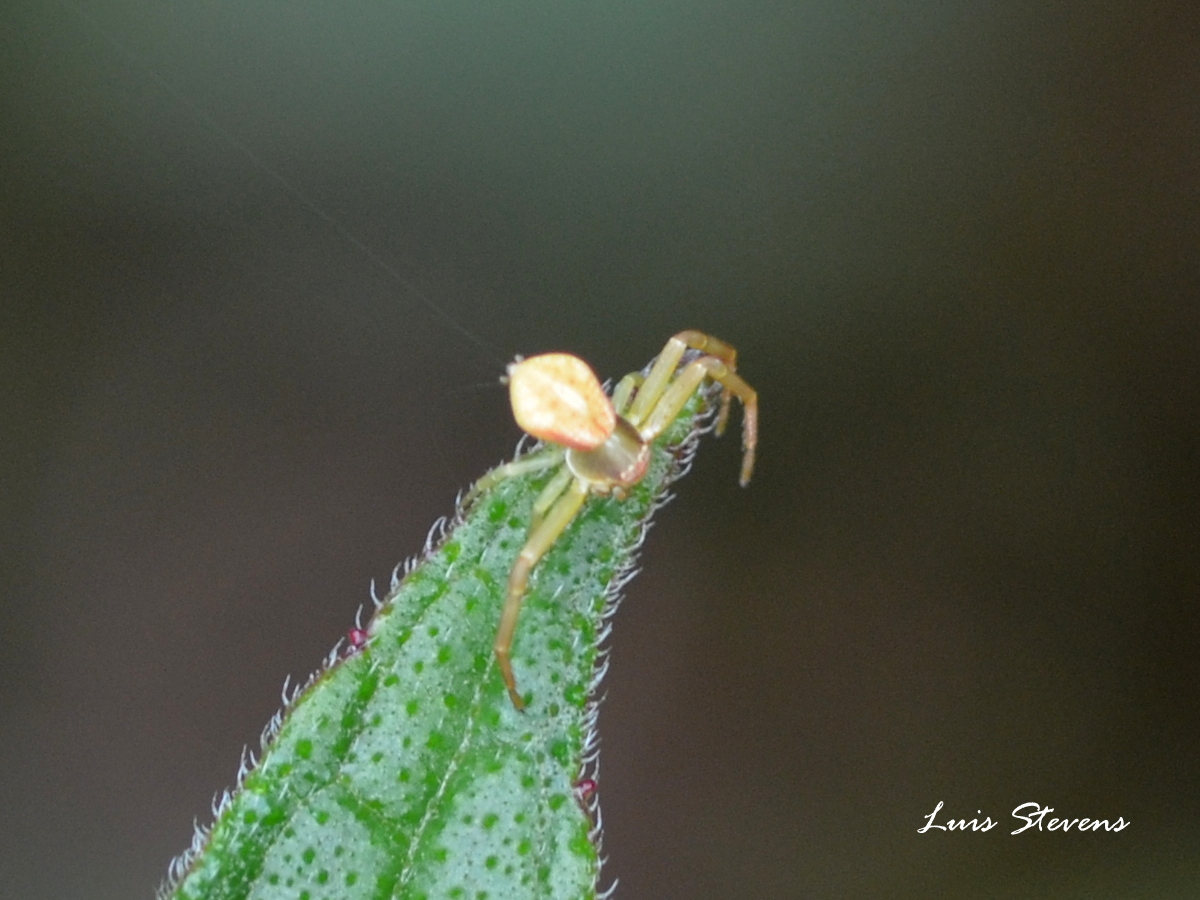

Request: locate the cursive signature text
(918, 801), (1130, 834)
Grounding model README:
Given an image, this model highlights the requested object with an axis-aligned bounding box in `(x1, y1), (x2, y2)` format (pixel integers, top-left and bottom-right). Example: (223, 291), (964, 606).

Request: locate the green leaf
(162, 392), (714, 900)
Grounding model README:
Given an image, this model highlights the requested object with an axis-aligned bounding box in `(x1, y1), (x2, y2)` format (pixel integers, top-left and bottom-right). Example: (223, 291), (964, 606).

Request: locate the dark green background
(3, 1), (1197, 897)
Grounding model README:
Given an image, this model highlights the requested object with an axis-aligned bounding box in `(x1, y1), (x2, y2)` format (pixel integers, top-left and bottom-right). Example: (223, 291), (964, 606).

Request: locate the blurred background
(3, 0), (1198, 897)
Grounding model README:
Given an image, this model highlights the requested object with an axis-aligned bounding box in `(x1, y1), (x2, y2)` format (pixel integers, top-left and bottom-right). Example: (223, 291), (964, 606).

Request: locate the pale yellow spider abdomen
(507, 353), (616, 451)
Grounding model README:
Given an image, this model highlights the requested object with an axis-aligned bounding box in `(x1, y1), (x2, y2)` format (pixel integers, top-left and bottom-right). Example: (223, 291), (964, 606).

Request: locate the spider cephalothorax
(469, 330), (757, 709)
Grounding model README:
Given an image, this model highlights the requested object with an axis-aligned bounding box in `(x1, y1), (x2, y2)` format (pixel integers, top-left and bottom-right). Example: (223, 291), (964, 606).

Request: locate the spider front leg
(611, 371), (643, 417)
(495, 477), (590, 710)
(638, 355), (758, 486)
(628, 330), (740, 436)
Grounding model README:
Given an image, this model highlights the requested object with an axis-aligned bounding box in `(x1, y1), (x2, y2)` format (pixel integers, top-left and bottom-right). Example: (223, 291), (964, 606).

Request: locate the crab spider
(468, 330), (758, 710)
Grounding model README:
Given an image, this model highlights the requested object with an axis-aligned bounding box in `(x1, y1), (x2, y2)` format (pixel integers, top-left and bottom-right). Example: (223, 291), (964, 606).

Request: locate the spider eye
(507, 353), (616, 450)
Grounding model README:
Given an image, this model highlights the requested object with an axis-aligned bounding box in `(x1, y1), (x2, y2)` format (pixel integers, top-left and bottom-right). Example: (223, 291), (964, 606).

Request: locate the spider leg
(463, 448), (565, 508)
(627, 330), (739, 434)
(495, 478), (590, 710)
(638, 356), (758, 486)
(611, 372), (643, 418)
(530, 466), (573, 530)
